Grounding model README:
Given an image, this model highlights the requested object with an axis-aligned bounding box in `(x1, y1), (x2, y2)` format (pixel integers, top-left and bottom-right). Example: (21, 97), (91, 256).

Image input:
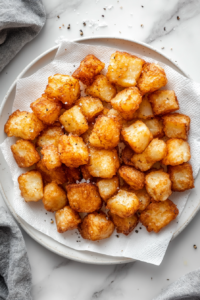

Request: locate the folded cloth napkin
(0, 207), (32, 300)
(0, 0), (46, 72)
(153, 270), (200, 300)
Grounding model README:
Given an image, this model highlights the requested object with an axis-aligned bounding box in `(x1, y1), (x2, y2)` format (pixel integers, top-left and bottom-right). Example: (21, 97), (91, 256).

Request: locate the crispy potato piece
(5, 110), (45, 140)
(142, 118), (164, 138)
(44, 74), (80, 105)
(76, 96), (103, 121)
(140, 200), (179, 233)
(145, 169), (172, 201)
(111, 87), (142, 116)
(107, 51), (145, 87)
(131, 188), (151, 212)
(118, 165), (145, 190)
(137, 63), (168, 95)
(42, 182), (67, 212)
(96, 176), (119, 202)
(137, 95), (154, 119)
(36, 160), (66, 185)
(72, 54), (105, 86)
(81, 123), (94, 144)
(80, 165), (94, 180)
(36, 125), (64, 148)
(87, 147), (120, 178)
(148, 90), (179, 115)
(162, 113), (190, 140)
(89, 115), (121, 149)
(121, 120), (153, 153)
(59, 105), (88, 135)
(58, 135), (89, 168)
(66, 183), (102, 213)
(108, 212), (139, 235)
(144, 138), (167, 163)
(106, 189), (139, 218)
(79, 212), (114, 241)
(106, 109), (124, 126)
(168, 163), (194, 192)
(162, 138), (191, 166)
(18, 170), (43, 202)
(85, 74), (117, 102)
(41, 145), (62, 170)
(55, 206), (81, 233)
(131, 138), (167, 171)
(30, 96), (62, 125)
(121, 146), (135, 166)
(11, 139), (40, 168)
(64, 167), (81, 184)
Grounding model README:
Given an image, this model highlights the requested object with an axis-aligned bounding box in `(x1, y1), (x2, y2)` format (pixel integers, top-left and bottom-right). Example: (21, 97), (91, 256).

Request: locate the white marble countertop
(1, 0), (200, 299)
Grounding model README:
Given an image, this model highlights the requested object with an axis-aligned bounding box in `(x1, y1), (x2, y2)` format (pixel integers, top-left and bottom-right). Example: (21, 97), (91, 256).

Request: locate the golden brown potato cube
(162, 138), (191, 166)
(76, 96), (103, 122)
(144, 138), (167, 163)
(66, 183), (102, 213)
(36, 160), (66, 185)
(96, 176), (119, 202)
(80, 165), (94, 180)
(168, 163), (194, 192)
(58, 135), (89, 168)
(72, 54), (105, 86)
(137, 95), (154, 119)
(143, 118), (164, 138)
(121, 146), (134, 166)
(4, 110), (45, 140)
(145, 169), (172, 201)
(111, 87), (142, 116)
(131, 152), (153, 172)
(140, 200), (179, 233)
(36, 125), (64, 148)
(107, 51), (145, 87)
(79, 212), (114, 241)
(137, 63), (168, 95)
(148, 90), (179, 115)
(118, 165), (145, 190)
(42, 182), (67, 212)
(81, 123), (94, 144)
(108, 212), (138, 235)
(18, 170), (43, 202)
(106, 108), (124, 126)
(41, 145), (61, 170)
(44, 74), (80, 105)
(87, 147), (120, 178)
(30, 96), (62, 125)
(121, 120), (153, 153)
(59, 105), (88, 135)
(64, 167), (81, 184)
(106, 189), (139, 218)
(11, 139), (40, 168)
(132, 188), (151, 212)
(85, 74), (117, 102)
(55, 206), (81, 233)
(162, 113), (190, 140)
(89, 115), (121, 149)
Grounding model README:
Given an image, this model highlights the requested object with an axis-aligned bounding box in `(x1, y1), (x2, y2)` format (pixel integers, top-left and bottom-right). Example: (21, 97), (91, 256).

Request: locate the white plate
(0, 37), (200, 265)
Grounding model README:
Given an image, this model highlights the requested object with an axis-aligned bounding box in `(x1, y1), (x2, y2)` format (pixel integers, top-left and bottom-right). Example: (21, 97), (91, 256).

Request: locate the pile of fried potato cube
(4, 51), (194, 241)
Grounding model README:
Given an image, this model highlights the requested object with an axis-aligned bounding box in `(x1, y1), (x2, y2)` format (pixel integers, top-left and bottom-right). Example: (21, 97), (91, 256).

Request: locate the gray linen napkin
(0, 207), (32, 300)
(0, 0), (46, 72)
(153, 270), (200, 300)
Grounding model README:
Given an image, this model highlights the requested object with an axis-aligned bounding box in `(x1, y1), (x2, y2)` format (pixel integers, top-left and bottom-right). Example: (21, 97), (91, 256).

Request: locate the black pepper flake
(141, 5), (144, 7)
(46, 108), (48, 111)
(67, 24), (71, 29)
(83, 22), (86, 26)
(177, 16), (180, 20)
(164, 27), (166, 31)
(135, 230), (138, 233)
(74, 65), (76, 67)
(102, 15), (104, 17)
(139, 227), (142, 230)
(116, 235), (119, 238)
(151, 277), (153, 280)
(167, 279), (169, 281)
(141, 24), (144, 27)
(57, 15), (60, 18)
(103, 7), (106, 10)
(80, 29), (83, 36)
(193, 244), (197, 249)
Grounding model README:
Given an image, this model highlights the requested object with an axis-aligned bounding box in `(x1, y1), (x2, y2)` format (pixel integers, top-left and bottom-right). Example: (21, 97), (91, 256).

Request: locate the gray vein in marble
(43, 0), (83, 19)
(145, 0), (200, 44)
(91, 263), (134, 299)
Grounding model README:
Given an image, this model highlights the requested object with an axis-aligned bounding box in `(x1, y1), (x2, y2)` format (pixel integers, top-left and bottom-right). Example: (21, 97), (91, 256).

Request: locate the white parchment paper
(1, 41), (200, 265)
